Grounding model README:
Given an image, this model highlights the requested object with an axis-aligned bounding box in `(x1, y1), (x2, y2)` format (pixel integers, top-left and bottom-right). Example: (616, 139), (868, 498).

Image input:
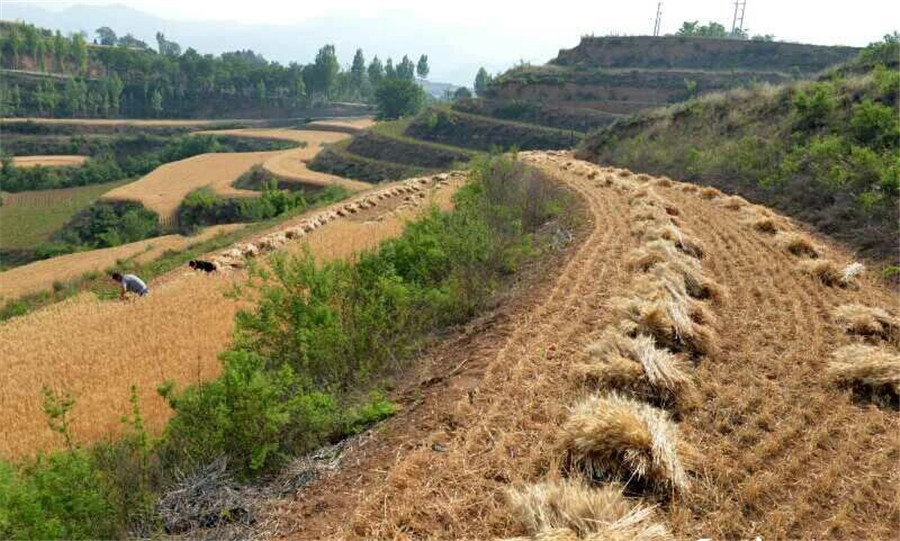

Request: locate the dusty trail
(264, 152), (898, 540)
(0, 175), (462, 459)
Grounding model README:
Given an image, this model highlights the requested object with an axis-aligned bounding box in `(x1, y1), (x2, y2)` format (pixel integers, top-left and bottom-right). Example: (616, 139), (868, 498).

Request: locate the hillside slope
(576, 48), (899, 263)
(265, 153), (898, 541)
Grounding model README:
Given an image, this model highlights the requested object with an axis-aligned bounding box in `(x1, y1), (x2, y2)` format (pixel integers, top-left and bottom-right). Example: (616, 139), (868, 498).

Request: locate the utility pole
(731, 0), (747, 36)
(653, 2), (663, 37)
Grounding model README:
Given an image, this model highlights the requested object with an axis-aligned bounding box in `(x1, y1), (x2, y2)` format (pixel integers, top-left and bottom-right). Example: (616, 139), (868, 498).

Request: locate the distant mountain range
(0, 3), (560, 87)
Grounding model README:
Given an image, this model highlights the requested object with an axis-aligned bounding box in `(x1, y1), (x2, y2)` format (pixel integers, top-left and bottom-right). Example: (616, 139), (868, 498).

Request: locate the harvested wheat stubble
(559, 393), (690, 493)
(579, 327), (695, 410)
(507, 479), (669, 541)
(11, 155), (88, 168)
(776, 232), (820, 258)
(612, 291), (717, 357)
(0, 224), (244, 300)
(829, 344), (900, 397)
(0, 174), (463, 459)
(831, 304), (899, 342)
(680, 184), (699, 193)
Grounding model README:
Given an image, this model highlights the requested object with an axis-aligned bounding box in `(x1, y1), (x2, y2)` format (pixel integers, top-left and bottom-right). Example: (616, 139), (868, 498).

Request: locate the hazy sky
(11, 0), (898, 46)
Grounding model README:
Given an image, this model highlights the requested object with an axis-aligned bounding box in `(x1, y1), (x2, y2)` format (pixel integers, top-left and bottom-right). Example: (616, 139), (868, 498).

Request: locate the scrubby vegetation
(577, 36), (900, 261)
(309, 143), (430, 182)
(407, 107), (580, 151)
(347, 131), (471, 168)
(0, 153), (570, 536)
(453, 97), (621, 132)
(177, 179), (347, 233)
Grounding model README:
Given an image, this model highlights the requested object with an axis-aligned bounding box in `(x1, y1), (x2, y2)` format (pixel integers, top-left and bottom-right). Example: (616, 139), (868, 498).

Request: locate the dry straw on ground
(752, 217), (778, 234)
(698, 187), (722, 199)
(777, 232), (820, 258)
(829, 344), (900, 397)
(579, 328), (695, 409)
(11, 155), (88, 168)
(831, 304), (898, 342)
(559, 393), (690, 492)
(507, 479), (669, 541)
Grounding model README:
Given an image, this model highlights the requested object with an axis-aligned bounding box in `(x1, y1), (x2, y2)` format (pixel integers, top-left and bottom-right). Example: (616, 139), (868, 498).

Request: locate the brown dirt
(259, 153), (899, 540)
(11, 155), (88, 168)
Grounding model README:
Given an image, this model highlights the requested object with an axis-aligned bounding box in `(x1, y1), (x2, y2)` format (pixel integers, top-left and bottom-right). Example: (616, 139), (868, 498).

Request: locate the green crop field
(0, 180), (130, 250)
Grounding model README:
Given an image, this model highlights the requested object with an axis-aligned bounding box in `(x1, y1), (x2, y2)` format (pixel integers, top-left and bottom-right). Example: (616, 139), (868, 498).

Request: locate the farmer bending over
(111, 272), (149, 300)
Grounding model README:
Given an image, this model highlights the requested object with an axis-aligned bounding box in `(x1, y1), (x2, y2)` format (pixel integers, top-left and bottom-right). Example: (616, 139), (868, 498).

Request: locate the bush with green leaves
(55, 200), (160, 248)
(374, 77), (426, 120)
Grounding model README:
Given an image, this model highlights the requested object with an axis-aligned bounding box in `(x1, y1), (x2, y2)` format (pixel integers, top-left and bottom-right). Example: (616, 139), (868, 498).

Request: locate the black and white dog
(188, 259), (217, 273)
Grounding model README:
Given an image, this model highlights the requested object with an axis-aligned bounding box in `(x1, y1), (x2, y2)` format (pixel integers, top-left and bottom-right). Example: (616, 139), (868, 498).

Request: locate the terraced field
(0, 223), (245, 300)
(0, 174), (463, 459)
(10, 155), (87, 168)
(263, 153), (899, 541)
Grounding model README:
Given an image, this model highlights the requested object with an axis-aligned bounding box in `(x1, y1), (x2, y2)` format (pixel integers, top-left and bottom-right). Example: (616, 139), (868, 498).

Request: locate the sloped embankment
(267, 153), (898, 540)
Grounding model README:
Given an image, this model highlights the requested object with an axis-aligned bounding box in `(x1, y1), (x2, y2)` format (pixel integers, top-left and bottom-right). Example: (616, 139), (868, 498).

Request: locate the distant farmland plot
(11, 155), (88, 168)
(0, 180), (129, 250)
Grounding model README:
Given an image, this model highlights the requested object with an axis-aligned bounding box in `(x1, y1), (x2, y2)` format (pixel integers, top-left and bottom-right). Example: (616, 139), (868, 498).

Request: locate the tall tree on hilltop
(52, 31), (68, 71)
(6, 25), (23, 69)
(350, 48), (367, 96)
(309, 44), (339, 98)
(416, 54), (429, 79)
(368, 56), (384, 89)
(96, 27), (117, 46)
(474, 67), (491, 96)
(384, 57), (396, 79)
(71, 32), (88, 74)
(397, 55), (416, 80)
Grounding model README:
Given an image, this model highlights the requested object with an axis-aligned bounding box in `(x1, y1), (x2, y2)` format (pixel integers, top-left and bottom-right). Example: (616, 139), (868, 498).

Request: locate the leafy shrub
(56, 200), (160, 248)
(792, 83), (835, 131)
(375, 78), (426, 120)
(177, 181), (311, 233)
(0, 451), (121, 540)
(850, 99), (899, 148)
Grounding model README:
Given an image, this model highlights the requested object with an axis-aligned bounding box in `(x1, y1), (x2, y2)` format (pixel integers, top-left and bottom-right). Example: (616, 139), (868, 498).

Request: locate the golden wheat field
(195, 128), (372, 191)
(304, 117), (376, 133)
(11, 155), (88, 168)
(100, 150), (275, 220)
(0, 117), (237, 127)
(0, 224), (245, 301)
(266, 152), (900, 541)
(0, 176), (462, 459)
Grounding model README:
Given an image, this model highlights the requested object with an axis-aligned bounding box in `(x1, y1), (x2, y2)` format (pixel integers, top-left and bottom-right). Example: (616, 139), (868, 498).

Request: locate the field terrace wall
(552, 36), (860, 73)
(484, 36), (858, 128)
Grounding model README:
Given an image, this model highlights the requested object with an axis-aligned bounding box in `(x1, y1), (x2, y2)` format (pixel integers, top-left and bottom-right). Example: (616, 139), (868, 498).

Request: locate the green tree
(374, 77), (425, 120)
(52, 31), (68, 71)
(107, 74), (124, 113)
(474, 67), (491, 96)
(95, 26), (117, 46)
(71, 32), (88, 73)
(350, 48), (367, 95)
(368, 55), (384, 88)
(308, 44), (339, 98)
(150, 89), (163, 117)
(416, 54), (430, 79)
(155, 32), (181, 57)
(384, 57), (396, 79)
(35, 39), (47, 71)
(397, 55), (416, 80)
(454, 87), (472, 101)
(7, 25), (23, 69)
(256, 79), (267, 107)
